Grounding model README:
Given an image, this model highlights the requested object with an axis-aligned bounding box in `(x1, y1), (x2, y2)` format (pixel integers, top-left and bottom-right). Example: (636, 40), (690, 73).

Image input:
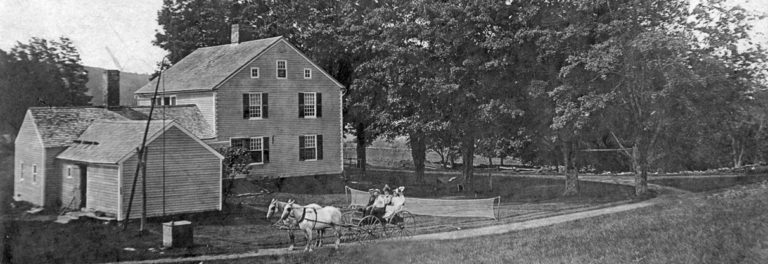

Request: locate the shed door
(78, 165), (87, 208)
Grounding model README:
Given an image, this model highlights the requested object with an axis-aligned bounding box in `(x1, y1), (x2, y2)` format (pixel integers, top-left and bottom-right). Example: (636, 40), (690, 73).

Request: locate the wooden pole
(122, 61), (165, 231)
(123, 147), (143, 230)
(140, 147), (148, 231)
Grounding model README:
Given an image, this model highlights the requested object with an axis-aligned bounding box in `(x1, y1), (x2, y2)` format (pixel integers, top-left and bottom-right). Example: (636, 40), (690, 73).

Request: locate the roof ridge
(197, 36), (283, 50)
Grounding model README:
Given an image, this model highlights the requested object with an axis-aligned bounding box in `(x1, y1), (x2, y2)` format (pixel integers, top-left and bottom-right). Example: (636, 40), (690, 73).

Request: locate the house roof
(135, 37), (282, 94)
(56, 120), (170, 164)
(28, 107), (129, 148)
(123, 105), (215, 139)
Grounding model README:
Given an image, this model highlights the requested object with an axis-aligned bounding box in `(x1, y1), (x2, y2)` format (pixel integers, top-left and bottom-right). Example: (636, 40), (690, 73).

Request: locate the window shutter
(317, 135), (323, 160)
(242, 94), (250, 119)
(298, 93), (305, 118)
(263, 136), (270, 163)
(316, 93), (322, 117)
(298, 136), (305, 161)
(262, 93), (268, 118)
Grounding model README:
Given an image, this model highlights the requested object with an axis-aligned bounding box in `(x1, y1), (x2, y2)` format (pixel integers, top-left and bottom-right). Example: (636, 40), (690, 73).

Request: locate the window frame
(300, 135), (318, 161)
(304, 68), (312, 79)
(246, 93), (264, 119)
(301, 92), (317, 118)
(230, 137), (269, 165)
(250, 67), (260, 78)
(154, 95), (177, 106)
(66, 166), (72, 179)
(32, 164), (37, 184)
(276, 60), (287, 79)
(19, 162), (24, 181)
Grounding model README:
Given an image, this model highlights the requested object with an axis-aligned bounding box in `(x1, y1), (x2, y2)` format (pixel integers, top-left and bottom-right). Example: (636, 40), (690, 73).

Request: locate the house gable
(13, 110), (46, 205)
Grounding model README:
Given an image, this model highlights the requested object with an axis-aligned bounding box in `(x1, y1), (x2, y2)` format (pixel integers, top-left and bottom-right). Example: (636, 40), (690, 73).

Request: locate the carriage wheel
(357, 215), (383, 243)
(389, 211), (417, 238)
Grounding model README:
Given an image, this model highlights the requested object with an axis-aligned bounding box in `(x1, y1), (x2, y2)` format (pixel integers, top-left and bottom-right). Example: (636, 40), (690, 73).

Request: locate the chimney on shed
(231, 24), (240, 44)
(103, 69), (120, 109)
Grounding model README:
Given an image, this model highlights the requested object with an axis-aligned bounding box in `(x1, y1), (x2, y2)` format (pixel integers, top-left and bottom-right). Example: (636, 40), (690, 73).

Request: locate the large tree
(0, 37), (91, 134)
(558, 0), (765, 196)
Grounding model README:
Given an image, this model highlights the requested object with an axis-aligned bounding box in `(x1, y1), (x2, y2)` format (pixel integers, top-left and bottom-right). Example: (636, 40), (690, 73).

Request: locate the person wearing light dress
(384, 186), (405, 220)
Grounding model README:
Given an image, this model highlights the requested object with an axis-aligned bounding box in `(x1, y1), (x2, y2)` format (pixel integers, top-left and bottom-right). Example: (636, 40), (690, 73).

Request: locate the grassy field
(219, 181), (768, 264)
(649, 175), (768, 192)
(0, 167), (639, 263)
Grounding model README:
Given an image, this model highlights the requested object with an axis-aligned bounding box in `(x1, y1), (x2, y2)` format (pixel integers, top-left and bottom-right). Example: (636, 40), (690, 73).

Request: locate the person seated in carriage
(363, 185), (393, 219)
(384, 186), (406, 222)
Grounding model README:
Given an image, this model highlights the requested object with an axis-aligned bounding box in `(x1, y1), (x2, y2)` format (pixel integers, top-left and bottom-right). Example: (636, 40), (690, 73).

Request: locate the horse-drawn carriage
(265, 185), (418, 251)
(340, 205), (417, 241)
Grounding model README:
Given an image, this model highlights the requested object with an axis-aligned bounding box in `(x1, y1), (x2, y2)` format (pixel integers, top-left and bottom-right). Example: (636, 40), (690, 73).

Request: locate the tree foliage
(0, 37), (91, 134)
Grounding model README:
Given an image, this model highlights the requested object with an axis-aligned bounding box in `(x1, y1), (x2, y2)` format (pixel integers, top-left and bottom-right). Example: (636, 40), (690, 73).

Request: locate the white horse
(266, 199), (322, 250)
(279, 200), (343, 252)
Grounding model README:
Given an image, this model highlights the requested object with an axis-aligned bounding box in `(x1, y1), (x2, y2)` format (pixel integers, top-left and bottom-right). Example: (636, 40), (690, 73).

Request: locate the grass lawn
(220, 181), (768, 264)
(650, 175), (768, 192)
(343, 168), (637, 204)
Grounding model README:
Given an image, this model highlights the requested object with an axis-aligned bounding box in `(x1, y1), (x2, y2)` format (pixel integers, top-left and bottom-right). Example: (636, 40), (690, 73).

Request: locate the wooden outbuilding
(56, 120), (223, 220)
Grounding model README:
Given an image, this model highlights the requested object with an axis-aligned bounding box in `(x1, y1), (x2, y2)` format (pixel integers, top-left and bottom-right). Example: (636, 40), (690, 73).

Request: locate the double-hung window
(242, 93), (268, 119)
(19, 162), (24, 181)
(32, 164), (37, 183)
(304, 68), (312, 79)
(67, 166), (72, 179)
(276, 60), (287, 79)
(298, 92), (322, 118)
(231, 137), (270, 164)
(299, 135), (323, 161)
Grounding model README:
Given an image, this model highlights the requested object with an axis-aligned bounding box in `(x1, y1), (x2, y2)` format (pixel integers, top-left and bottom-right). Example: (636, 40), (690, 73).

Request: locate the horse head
(266, 198), (280, 219)
(279, 199), (296, 221)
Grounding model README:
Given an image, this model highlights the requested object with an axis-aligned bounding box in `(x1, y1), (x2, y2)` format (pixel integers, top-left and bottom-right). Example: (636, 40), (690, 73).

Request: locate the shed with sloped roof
(57, 120), (223, 219)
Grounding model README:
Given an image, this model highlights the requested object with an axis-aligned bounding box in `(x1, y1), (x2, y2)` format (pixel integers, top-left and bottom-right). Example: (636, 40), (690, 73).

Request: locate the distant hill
(84, 66), (150, 106)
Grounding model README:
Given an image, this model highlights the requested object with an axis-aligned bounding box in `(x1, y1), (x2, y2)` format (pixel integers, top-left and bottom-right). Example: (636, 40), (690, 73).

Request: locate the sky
(0, 0), (166, 74)
(0, 0), (766, 75)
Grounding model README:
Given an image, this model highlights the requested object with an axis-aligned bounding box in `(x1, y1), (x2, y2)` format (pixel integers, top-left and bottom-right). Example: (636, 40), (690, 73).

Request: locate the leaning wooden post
(123, 147), (143, 230)
(122, 60), (165, 231)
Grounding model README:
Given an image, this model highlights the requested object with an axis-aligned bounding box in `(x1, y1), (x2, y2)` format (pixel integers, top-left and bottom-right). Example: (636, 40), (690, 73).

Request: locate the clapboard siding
(86, 164), (119, 215)
(44, 147), (65, 207)
(13, 111), (45, 206)
(136, 98), (150, 106)
(177, 92), (215, 132)
(136, 92), (216, 133)
(120, 126), (221, 220)
(60, 161), (82, 210)
(215, 40), (343, 178)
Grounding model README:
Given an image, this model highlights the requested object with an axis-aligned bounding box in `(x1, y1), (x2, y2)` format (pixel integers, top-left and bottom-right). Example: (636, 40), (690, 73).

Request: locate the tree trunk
(409, 132), (427, 182)
(450, 153), (456, 169)
(488, 157), (493, 167)
(633, 145), (649, 196)
(461, 135), (476, 192)
(355, 122), (367, 177)
(436, 150), (447, 168)
(563, 140), (579, 196)
(500, 156), (504, 166)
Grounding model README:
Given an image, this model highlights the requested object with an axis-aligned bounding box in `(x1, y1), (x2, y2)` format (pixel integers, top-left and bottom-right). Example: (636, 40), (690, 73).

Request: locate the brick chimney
(103, 69), (120, 108)
(231, 24), (239, 44)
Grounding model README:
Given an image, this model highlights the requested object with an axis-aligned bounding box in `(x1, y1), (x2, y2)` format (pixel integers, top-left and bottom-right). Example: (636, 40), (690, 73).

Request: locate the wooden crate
(162, 220), (193, 248)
